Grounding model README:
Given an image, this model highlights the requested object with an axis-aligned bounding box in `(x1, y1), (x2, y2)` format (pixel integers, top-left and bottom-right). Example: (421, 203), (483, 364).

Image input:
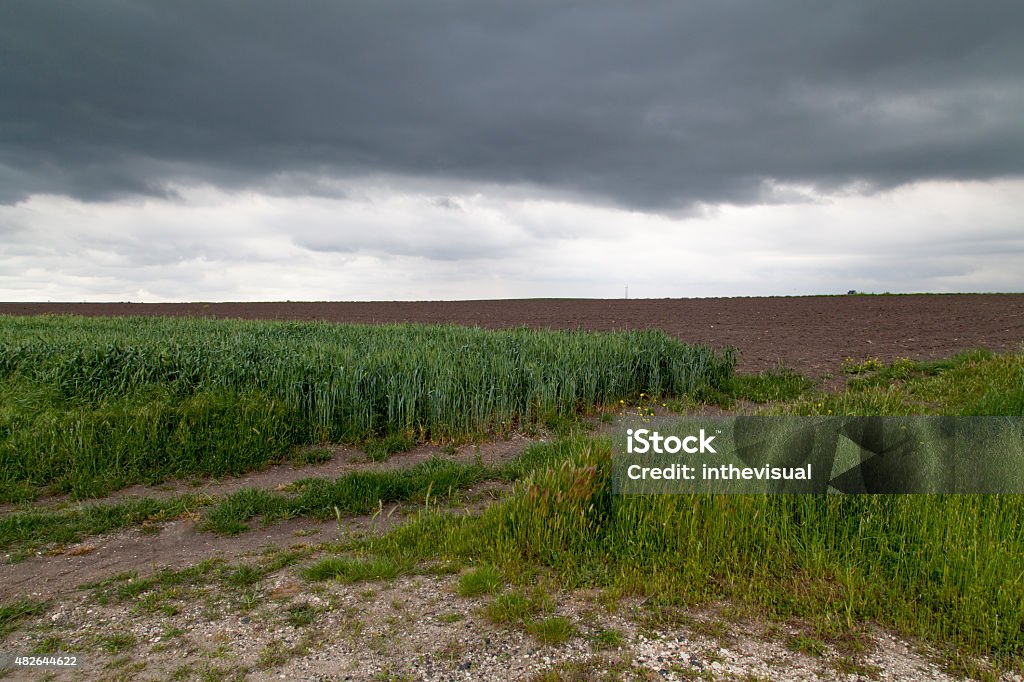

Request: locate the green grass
(0, 383), (300, 501)
(301, 555), (405, 583)
(95, 632), (137, 654)
(593, 628), (625, 648)
(671, 365), (814, 410)
(284, 603), (319, 628)
(526, 616), (575, 645)
(729, 367), (815, 403)
(364, 433), (417, 462)
(458, 564), (503, 597)
(486, 591), (533, 624)
(200, 437), (600, 535)
(0, 437), (595, 558)
(0, 494), (207, 560)
(223, 564), (262, 588)
(83, 560), (224, 605)
(286, 447), (334, 467)
(201, 457), (490, 535)
(363, 428), (1024, 665)
(776, 350), (1024, 416)
(485, 587), (551, 625)
(3, 318), (1021, 673)
(0, 314), (734, 500)
(787, 633), (827, 657)
(0, 598), (47, 639)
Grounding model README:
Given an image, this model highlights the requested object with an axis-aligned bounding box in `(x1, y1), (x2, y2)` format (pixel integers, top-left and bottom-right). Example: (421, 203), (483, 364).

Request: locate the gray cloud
(2, 176), (1022, 301)
(2, 1), (1023, 210)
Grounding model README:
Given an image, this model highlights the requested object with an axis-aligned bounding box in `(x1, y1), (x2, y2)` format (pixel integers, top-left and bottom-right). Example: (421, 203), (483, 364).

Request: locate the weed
(486, 592), (532, 624)
(365, 433), (416, 463)
(96, 632), (137, 655)
(285, 602), (319, 628)
(0, 598), (46, 638)
(526, 616), (575, 645)
(841, 356), (885, 375)
(238, 590), (261, 610)
(832, 656), (882, 677)
(593, 628), (625, 648)
(301, 555), (404, 583)
(224, 563), (262, 588)
(436, 636), (466, 661)
(30, 636), (67, 654)
(787, 634), (827, 657)
(458, 565), (502, 597)
(257, 640), (289, 669)
(436, 612), (464, 624)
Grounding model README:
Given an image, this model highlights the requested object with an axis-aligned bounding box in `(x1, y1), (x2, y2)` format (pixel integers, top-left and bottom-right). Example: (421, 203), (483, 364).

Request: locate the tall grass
(371, 438), (1024, 662)
(0, 315), (734, 499)
(776, 349), (1024, 417)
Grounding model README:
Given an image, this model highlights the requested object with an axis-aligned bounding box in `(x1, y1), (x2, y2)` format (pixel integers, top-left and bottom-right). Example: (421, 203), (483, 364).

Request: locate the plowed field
(4, 294), (1022, 374)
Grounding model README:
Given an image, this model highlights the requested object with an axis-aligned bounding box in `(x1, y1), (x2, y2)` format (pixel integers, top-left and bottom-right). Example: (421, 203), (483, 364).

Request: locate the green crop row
(0, 315), (735, 500)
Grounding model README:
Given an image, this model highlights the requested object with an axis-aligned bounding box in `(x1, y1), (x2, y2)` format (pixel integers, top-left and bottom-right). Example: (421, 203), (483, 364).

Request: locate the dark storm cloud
(2, 1), (1023, 208)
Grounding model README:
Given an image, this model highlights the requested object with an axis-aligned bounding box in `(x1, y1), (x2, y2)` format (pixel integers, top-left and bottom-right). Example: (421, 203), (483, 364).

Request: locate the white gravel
(3, 569), (1017, 681)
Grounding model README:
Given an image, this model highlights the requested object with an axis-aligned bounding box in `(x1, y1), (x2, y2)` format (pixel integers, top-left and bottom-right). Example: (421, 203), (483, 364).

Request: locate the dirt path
(0, 436), (530, 603)
(0, 435), (536, 519)
(0, 481), (498, 606)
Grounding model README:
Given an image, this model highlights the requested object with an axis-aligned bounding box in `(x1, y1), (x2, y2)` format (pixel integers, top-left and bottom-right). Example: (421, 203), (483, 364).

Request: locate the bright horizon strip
(1, 177), (1022, 302)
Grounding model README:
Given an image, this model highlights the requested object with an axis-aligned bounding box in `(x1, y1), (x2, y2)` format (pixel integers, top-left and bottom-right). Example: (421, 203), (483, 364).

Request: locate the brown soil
(3, 294), (1022, 375)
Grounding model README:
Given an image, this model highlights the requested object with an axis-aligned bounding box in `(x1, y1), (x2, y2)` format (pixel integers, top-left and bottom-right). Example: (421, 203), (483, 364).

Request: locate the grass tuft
(364, 433), (416, 462)
(458, 564), (503, 597)
(485, 591), (532, 624)
(526, 616), (575, 645)
(201, 457), (488, 535)
(301, 555), (404, 583)
(0, 598), (47, 639)
(224, 564), (262, 588)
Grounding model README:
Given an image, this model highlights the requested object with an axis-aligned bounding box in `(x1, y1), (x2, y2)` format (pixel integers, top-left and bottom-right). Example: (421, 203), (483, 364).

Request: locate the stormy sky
(2, 1), (1023, 301)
